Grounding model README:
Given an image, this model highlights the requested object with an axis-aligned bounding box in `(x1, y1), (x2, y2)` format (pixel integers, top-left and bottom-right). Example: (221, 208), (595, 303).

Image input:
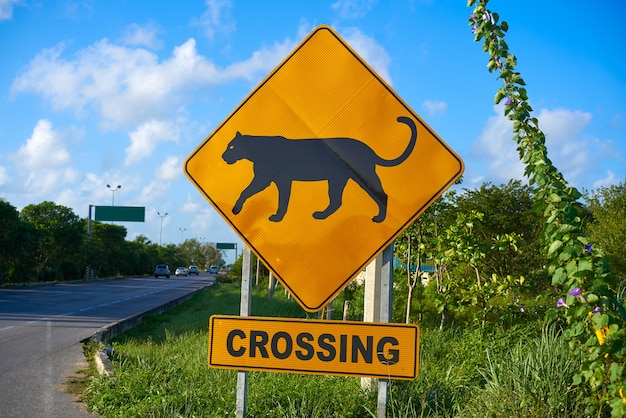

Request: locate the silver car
(154, 264), (170, 278)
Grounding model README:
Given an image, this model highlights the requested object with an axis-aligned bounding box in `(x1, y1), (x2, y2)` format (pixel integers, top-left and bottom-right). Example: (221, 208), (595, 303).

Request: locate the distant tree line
(0, 200), (223, 284)
(1, 179), (623, 287)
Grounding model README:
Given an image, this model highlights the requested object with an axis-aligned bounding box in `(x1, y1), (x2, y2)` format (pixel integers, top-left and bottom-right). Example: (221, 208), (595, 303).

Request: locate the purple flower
(567, 287), (582, 297)
(592, 306), (602, 314)
(469, 13), (475, 20)
(504, 98), (513, 106)
(584, 244), (592, 255)
(519, 305), (525, 312)
(557, 298), (567, 308)
(471, 26), (477, 34)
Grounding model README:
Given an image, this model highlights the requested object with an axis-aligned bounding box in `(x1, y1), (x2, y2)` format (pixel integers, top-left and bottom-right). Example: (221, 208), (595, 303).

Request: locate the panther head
(222, 132), (245, 164)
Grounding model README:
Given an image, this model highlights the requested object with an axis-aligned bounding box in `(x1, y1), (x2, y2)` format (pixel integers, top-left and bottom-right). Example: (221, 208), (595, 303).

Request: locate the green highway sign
(94, 206), (145, 222)
(216, 243), (237, 250)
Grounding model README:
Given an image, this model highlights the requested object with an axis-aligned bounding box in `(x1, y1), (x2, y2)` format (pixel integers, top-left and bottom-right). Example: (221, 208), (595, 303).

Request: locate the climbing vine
(468, 1), (625, 416)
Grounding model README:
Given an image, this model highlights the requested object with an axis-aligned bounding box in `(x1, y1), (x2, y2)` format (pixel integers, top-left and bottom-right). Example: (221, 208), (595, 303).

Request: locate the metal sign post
(377, 244), (394, 418)
(361, 245), (394, 415)
(361, 253), (382, 390)
(235, 246), (253, 418)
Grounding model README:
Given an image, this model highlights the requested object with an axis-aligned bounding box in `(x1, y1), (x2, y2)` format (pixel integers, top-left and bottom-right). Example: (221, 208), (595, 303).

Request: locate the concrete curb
(83, 284), (211, 376)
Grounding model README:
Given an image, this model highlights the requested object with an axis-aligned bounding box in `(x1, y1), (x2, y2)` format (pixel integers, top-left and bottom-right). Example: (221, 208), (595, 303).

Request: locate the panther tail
(376, 116), (417, 167)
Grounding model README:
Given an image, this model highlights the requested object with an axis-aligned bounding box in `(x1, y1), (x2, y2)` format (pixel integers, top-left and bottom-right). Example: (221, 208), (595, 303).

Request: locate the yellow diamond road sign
(185, 25), (464, 312)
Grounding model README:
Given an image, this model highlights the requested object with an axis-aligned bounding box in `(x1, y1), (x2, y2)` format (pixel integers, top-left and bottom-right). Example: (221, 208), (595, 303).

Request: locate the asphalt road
(0, 274), (215, 417)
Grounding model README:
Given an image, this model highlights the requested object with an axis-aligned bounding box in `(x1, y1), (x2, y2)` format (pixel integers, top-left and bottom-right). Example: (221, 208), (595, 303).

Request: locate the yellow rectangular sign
(208, 315), (420, 380)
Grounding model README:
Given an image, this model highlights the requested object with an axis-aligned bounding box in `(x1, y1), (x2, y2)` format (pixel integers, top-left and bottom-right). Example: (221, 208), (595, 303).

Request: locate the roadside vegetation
(82, 277), (598, 417)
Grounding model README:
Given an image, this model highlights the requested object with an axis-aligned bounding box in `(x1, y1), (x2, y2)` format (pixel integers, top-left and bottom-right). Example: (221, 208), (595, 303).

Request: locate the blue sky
(1, 0), (624, 263)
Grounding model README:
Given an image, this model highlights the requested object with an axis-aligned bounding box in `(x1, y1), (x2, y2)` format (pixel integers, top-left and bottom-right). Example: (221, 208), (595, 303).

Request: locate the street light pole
(179, 227), (187, 243)
(158, 211), (168, 246)
(107, 184), (121, 206)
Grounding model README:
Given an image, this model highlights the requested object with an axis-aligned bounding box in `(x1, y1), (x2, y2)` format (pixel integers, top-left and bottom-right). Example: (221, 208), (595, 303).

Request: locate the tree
(0, 200), (34, 283)
(395, 221), (421, 323)
(158, 244), (180, 269)
(204, 243), (222, 268)
(585, 180), (626, 280)
(131, 235), (160, 274)
(394, 195), (454, 323)
(177, 238), (203, 268)
(173, 239), (222, 270)
(434, 209), (525, 330)
(20, 201), (84, 281)
(452, 180), (543, 279)
(90, 222), (128, 277)
(395, 183), (534, 328)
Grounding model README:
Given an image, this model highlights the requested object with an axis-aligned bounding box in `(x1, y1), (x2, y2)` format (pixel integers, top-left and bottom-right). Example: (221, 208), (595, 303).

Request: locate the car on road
(207, 265), (218, 274)
(188, 266), (199, 275)
(175, 267), (188, 276)
(154, 264), (170, 278)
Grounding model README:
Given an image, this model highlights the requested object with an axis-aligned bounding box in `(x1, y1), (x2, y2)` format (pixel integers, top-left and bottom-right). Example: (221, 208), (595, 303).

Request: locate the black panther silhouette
(222, 116), (417, 223)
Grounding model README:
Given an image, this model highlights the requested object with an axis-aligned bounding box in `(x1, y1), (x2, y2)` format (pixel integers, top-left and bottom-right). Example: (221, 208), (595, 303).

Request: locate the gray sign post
(236, 246), (253, 417)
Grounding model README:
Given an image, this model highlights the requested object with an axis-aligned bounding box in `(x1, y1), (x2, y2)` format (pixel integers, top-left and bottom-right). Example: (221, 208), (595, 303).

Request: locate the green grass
(83, 281), (587, 417)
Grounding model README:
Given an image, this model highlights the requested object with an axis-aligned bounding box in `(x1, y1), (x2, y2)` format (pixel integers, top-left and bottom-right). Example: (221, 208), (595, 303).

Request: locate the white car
(175, 267), (188, 276)
(188, 266), (199, 275)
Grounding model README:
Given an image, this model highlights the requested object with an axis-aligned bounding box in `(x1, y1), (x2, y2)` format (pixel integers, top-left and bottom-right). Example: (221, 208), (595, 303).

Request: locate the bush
(459, 325), (584, 417)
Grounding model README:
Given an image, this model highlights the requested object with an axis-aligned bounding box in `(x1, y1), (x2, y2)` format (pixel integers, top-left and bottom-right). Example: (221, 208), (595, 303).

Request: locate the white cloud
(136, 180), (173, 211)
(539, 108), (592, 144)
(471, 106), (623, 189)
(536, 108), (621, 187)
(0, 0), (20, 20)
(422, 100), (447, 117)
(15, 119), (71, 169)
(224, 37), (296, 82)
(189, 207), (218, 230)
(61, 1), (94, 20)
(157, 156), (182, 181)
(182, 194), (201, 214)
(593, 170), (617, 189)
(0, 165), (8, 185)
(609, 112), (622, 127)
(120, 22), (163, 50)
(193, 0), (235, 40)
(11, 36), (294, 128)
(471, 107), (524, 184)
(340, 27), (392, 84)
(125, 119), (179, 165)
(22, 167), (80, 196)
(11, 39), (217, 127)
(331, 0), (378, 19)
